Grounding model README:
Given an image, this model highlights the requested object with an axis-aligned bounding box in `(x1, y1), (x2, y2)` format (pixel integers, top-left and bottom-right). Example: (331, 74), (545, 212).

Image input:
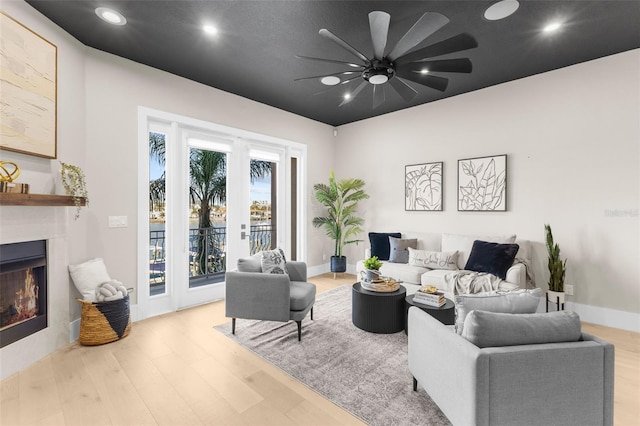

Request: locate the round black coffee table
(405, 294), (455, 335)
(352, 282), (406, 334)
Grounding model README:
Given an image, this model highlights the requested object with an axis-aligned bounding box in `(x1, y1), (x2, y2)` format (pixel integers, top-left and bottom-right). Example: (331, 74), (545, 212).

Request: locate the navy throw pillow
(464, 240), (520, 280)
(369, 232), (401, 261)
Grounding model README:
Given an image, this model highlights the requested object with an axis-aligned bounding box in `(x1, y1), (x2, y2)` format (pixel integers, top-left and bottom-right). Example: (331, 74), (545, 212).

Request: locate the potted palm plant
(545, 224), (567, 310)
(313, 170), (369, 273)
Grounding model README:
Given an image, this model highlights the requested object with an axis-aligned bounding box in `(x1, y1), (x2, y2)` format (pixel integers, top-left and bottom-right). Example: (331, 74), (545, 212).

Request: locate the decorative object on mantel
(0, 161), (29, 193)
(60, 162), (89, 219)
(545, 224), (567, 312)
(405, 162), (443, 211)
(458, 154), (507, 211)
(313, 170), (369, 275)
(0, 12), (57, 159)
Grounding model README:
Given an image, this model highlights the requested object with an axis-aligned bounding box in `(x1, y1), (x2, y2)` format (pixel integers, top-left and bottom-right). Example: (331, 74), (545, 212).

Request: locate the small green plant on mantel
(545, 224), (567, 292)
(363, 256), (382, 271)
(60, 161), (89, 219)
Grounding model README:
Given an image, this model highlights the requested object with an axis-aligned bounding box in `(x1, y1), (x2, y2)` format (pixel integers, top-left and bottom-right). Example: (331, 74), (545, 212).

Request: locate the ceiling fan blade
(388, 78), (418, 103)
(319, 29), (369, 64)
(294, 70), (359, 82)
(295, 55), (363, 68)
(387, 12), (449, 61)
(339, 81), (368, 107)
(369, 11), (390, 60)
(372, 84), (385, 109)
(397, 58), (473, 74)
(395, 33), (478, 65)
(395, 71), (449, 92)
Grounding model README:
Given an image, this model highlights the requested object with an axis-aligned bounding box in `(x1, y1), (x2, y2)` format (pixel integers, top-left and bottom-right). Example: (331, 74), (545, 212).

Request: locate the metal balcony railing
(148, 224), (275, 294)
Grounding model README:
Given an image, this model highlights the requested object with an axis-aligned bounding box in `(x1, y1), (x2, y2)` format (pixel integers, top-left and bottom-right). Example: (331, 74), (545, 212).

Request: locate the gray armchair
(225, 254), (316, 341)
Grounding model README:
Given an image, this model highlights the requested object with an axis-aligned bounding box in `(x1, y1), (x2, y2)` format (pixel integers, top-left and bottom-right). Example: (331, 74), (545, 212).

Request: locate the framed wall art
(458, 154), (507, 211)
(405, 162), (443, 211)
(0, 12), (57, 159)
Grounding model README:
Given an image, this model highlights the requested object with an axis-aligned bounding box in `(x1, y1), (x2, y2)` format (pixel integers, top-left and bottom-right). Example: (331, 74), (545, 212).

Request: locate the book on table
(413, 296), (446, 308)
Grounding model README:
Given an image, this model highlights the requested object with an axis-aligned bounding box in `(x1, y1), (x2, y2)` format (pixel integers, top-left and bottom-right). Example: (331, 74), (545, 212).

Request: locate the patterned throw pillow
(408, 247), (458, 270)
(261, 248), (288, 274)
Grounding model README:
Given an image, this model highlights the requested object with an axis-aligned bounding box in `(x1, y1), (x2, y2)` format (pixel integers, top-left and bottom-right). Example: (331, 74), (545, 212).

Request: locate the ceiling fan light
(543, 21), (562, 33)
(369, 74), (388, 85)
(321, 76), (341, 86)
(95, 7), (127, 25)
(484, 0), (520, 21)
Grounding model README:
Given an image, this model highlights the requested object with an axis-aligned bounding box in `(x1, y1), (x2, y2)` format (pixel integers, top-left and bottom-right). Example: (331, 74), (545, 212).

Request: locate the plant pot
(365, 269), (380, 282)
(330, 256), (347, 273)
(546, 290), (566, 312)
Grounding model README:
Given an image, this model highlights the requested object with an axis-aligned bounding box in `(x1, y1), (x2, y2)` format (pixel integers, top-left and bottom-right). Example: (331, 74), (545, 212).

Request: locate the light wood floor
(1, 273), (638, 425)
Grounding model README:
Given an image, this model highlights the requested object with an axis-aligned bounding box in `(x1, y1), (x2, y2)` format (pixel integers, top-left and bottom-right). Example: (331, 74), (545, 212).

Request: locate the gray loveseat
(408, 308), (614, 426)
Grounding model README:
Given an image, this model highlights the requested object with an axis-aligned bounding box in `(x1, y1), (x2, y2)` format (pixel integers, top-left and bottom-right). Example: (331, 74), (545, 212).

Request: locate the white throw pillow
(454, 288), (542, 334)
(261, 248), (288, 274)
(408, 247), (458, 270)
(441, 233), (517, 269)
(68, 258), (112, 302)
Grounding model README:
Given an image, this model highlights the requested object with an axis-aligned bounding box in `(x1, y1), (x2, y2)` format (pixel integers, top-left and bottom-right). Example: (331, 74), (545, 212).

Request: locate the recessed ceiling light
(321, 76), (340, 86)
(203, 24), (218, 35)
(484, 0), (520, 21)
(543, 21), (562, 33)
(420, 69), (429, 75)
(95, 7), (127, 25)
(344, 93), (351, 100)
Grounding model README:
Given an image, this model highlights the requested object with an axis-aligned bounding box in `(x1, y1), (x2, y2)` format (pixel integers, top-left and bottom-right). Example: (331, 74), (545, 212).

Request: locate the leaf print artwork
(405, 162), (443, 211)
(458, 155), (507, 211)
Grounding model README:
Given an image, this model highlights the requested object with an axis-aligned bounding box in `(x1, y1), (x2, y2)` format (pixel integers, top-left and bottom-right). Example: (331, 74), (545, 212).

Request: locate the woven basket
(77, 295), (131, 346)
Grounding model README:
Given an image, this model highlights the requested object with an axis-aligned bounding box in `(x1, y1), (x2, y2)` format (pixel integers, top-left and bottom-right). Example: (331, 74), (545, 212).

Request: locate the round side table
(405, 294), (455, 335)
(352, 282), (406, 334)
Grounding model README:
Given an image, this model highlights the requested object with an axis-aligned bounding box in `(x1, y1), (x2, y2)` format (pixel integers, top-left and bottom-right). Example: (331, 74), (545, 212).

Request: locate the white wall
(335, 50), (640, 321)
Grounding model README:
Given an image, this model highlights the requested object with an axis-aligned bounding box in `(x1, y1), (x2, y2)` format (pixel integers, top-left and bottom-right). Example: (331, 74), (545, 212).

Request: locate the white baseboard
(567, 301), (640, 333)
(69, 303), (139, 343)
(308, 263), (357, 279)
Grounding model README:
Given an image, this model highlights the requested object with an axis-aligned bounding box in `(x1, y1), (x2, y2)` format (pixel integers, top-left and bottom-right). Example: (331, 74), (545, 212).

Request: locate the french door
(138, 109), (304, 319)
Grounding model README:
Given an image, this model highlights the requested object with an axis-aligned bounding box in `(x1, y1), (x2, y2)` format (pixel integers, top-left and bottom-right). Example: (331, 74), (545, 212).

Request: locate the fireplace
(0, 240), (48, 348)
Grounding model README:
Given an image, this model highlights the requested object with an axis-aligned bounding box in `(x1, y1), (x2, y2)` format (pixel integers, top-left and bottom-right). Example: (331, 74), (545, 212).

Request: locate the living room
(0, 0), (638, 424)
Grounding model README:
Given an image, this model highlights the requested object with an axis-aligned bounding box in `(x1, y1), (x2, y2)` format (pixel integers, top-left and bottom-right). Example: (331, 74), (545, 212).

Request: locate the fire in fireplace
(0, 240), (48, 348)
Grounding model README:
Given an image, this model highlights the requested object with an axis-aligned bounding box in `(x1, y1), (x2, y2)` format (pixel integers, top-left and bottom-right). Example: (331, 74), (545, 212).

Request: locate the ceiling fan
(296, 11), (478, 108)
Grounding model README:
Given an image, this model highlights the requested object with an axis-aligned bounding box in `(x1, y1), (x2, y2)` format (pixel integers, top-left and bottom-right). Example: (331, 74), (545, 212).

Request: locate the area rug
(214, 284), (450, 426)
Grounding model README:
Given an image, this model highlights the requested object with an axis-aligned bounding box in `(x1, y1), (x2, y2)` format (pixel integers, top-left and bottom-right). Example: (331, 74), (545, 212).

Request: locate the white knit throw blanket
(444, 270), (503, 295)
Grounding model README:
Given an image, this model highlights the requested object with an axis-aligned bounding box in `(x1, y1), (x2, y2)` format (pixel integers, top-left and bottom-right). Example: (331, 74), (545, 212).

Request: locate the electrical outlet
(565, 284), (574, 295)
(108, 216), (128, 228)
(322, 253), (326, 261)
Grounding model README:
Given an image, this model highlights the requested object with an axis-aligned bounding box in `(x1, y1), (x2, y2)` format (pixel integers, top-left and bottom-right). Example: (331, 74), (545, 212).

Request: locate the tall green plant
(545, 224), (567, 292)
(313, 170), (369, 257)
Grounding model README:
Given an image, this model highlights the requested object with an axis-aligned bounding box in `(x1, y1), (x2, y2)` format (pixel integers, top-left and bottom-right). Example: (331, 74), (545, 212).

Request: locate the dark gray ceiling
(26, 1), (640, 126)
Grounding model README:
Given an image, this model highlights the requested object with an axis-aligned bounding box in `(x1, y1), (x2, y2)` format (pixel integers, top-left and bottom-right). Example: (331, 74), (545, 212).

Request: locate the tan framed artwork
(0, 12), (57, 159)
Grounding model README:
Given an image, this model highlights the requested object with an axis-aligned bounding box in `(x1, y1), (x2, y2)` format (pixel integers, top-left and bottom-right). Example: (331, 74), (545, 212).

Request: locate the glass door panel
(148, 131), (167, 296)
(187, 146), (227, 287)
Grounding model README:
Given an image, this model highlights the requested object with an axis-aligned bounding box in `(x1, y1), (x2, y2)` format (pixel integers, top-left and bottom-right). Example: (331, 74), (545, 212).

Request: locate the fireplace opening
(0, 240), (48, 348)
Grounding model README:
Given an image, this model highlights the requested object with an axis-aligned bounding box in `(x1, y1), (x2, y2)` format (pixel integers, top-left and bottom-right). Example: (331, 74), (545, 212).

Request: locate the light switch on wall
(108, 216), (128, 228)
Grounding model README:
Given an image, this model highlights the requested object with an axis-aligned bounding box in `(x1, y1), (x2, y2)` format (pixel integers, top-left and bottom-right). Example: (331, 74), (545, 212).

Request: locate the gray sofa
(408, 307), (614, 426)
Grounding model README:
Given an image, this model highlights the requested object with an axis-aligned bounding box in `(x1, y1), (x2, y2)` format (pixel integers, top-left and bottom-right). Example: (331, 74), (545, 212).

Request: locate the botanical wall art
(458, 154), (507, 211)
(405, 162), (443, 211)
(0, 12), (57, 159)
